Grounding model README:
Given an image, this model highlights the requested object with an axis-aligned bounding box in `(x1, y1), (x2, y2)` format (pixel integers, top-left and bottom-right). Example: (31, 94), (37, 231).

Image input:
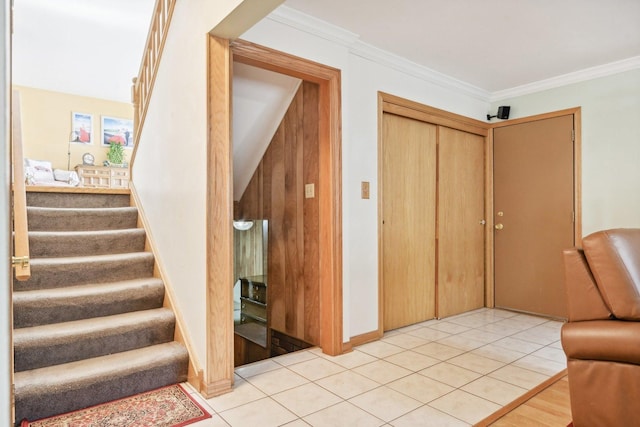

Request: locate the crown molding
(268, 6), (640, 105)
(268, 6), (490, 102)
(490, 56), (640, 102)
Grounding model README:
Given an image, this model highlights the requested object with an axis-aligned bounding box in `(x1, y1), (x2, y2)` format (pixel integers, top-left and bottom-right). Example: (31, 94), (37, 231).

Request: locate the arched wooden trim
(204, 37), (343, 397)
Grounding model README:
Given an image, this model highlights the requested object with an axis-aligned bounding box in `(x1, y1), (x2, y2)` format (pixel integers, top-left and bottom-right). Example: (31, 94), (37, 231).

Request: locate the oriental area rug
(21, 384), (211, 427)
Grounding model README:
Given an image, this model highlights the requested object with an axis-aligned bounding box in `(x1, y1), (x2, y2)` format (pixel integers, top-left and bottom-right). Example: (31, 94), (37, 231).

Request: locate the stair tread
(14, 277), (164, 299)
(29, 251), (154, 265)
(14, 341), (187, 391)
(14, 308), (174, 346)
(27, 206), (138, 213)
(29, 228), (145, 237)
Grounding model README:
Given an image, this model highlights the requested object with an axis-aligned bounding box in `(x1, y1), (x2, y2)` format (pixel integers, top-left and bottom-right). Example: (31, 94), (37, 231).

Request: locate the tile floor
(184, 308), (566, 427)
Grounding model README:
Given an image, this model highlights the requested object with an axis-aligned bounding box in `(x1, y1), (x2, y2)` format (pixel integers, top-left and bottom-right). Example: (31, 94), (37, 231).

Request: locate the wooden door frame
(205, 37), (343, 397)
(377, 92), (491, 337)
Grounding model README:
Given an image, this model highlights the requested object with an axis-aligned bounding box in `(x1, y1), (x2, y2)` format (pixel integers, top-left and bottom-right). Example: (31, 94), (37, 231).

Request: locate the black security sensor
(487, 106), (510, 121)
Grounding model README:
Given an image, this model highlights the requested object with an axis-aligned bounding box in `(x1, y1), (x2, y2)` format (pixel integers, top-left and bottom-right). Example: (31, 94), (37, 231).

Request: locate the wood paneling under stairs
(236, 81), (320, 345)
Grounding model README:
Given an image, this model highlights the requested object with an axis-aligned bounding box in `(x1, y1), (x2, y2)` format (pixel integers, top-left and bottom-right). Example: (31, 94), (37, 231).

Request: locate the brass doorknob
(495, 223), (504, 230)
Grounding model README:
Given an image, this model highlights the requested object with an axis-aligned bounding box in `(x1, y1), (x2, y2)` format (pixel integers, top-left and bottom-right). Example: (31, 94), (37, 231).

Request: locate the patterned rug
(21, 384), (211, 427)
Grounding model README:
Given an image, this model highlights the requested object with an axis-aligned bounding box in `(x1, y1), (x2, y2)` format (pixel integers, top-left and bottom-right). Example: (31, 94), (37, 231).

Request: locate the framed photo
(70, 112), (93, 144)
(101, 116), (134, 148)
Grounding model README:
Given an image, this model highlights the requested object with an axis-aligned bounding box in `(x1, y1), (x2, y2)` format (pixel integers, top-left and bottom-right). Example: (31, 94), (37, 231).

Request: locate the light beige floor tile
(512, 354), (566, 376)
(321, 349), (377, 369)
(387, 373), (454, 403)
(406, 327), (451, 341)
(446, 313), (494, 328)
(382, 333), (430, 349)
(549, 339), (564, 350)
(472, 323), (522, 337)
(418, 362), (483, 388)
(510, 314), (549, 327)
(353, 359), (413, 384)
(190, 414), (231, 427)
(390, 405), (470, 427)
(412, 342), (465, 361)
(425, 321), (471, 334)
(272, 383), (342, 417)
(461, 376), (527, 405)
(288, 356), (346, 381)
(235, 359), (281, 379)
(492, 336), (544, 354)
(273, 349), (319, 367)
(531, 345), (567, 364)
(349, 386), (422, 422)
(205, 378), (266, 412)
(282, 420), (312, 427)
(356, 340), (405, 358)
(488, 364), (550, 389)
(429, 389), (501, 425)
(470, 343), (527, 364)
(303, 401), (385, 427)
(384, 350), (439, 371)
(219, 397), (297, 427)
(246, 367), (309, 395)
(436, 335), (486, 351)
(511, 329), (558, 346)
(396, 323), (424, 333)
(447, 352), (505, 375)
(491, 309), (519, 318)
(457, 329), (503, 344)
(315, 370), (379, 399)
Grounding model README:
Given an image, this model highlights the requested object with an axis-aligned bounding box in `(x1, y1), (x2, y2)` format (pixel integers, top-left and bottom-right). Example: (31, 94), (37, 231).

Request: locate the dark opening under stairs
(13, 191), (189, 424)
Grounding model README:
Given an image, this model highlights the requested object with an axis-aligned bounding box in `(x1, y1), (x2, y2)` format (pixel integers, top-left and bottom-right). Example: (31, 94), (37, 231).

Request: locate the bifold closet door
(437, 126), (485, 318)
(381, 113), (437, 330)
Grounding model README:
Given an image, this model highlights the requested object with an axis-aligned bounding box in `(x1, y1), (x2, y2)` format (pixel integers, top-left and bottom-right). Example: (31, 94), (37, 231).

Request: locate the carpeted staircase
(13, 190), (189, 424)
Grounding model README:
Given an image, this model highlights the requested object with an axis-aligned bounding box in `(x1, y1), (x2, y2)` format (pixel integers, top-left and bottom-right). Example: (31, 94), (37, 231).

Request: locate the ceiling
(12, 0), (155, 103)
(12, 1), (640, 102)
(283, 0), (640, 93)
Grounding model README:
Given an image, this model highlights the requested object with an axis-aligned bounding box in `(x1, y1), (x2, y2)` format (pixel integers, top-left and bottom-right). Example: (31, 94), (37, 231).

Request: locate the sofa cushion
(583, 229), (640, 320)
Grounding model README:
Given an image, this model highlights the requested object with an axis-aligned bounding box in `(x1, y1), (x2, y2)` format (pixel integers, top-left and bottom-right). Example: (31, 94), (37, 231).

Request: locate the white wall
(491, 69), (640, 236)
(1, 0), (12, 423)
(133, 0), (245, 367)
(241, 14), (490, 337)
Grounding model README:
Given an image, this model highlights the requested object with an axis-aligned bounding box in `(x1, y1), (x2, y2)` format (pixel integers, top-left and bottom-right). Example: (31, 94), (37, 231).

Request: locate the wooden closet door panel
(382, 113), (437, 330)
(437, 126), (485, 318)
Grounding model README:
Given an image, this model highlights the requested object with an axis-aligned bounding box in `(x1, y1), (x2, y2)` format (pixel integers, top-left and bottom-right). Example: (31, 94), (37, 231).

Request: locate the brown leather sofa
(561, 228), (640, 427)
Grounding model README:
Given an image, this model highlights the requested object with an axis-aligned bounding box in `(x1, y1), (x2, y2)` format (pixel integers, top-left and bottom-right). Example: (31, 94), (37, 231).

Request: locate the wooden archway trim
(205, 37), (343, 397)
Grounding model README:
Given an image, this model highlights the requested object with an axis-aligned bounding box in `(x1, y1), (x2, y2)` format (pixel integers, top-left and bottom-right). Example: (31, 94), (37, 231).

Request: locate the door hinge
(571, 129), (575, 142)
(11, 256), (29, 269)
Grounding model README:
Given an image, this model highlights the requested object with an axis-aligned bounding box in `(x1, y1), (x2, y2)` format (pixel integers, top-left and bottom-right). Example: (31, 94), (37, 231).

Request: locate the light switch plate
(305, 183), (315, 198)
(361, 181), (370, 199)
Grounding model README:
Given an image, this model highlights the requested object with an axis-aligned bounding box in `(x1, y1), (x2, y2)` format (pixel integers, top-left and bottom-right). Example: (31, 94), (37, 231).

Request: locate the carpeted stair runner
(13, 191), (189, 424)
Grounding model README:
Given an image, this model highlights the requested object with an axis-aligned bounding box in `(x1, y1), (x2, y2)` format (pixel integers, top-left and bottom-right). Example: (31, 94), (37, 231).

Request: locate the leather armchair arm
(562, 320), (640, 365)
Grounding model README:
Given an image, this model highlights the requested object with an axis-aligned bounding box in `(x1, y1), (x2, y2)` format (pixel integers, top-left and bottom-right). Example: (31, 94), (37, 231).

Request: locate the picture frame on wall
(101, 116), (134, 148)
(70, 112), (93, 144)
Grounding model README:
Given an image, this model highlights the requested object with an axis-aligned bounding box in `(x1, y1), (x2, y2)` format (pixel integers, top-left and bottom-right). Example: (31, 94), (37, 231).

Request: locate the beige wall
(14, 85), (133, 170)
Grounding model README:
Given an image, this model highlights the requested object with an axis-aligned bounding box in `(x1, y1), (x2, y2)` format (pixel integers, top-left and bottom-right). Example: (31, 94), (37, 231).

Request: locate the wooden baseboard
(349, 329), (383, 348)
(474, 368), (568, 426)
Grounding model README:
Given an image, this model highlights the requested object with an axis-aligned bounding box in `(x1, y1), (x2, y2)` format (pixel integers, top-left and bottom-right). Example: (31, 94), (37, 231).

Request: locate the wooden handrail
(129, 0), (176, 172)
(11, 89), (30, 281)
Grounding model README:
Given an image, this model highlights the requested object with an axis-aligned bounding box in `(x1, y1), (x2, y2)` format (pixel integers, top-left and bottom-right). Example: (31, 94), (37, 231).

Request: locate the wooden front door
(381, 113), (437, 330)
(493, 114), (575, 318)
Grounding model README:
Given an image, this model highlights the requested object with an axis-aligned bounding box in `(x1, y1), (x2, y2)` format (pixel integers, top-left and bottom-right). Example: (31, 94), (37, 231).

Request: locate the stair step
(27, 206), (138, 231)
(27, 191), (130, 208)
(29, 229), (146, 258)
(15, 252), (155, 291)
(13, 278), (165, 328)
(14, 341), (189, 423)
(14, 308), (176, 372)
